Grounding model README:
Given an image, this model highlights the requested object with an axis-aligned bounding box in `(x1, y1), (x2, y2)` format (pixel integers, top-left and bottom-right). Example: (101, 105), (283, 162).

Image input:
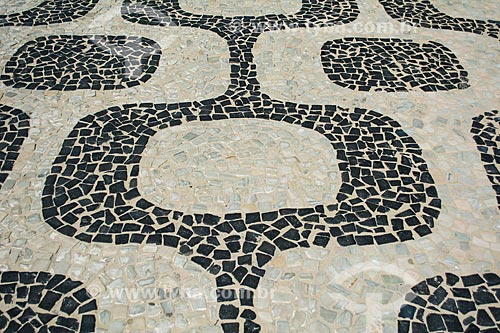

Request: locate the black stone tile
(399, 273), (500, 332)
(471, 111), (500, 211)
(378, 0), (500, 40)
(322, 38), (469, 92)
(2, 36), (161, 91)
(0, 0), (98, 26)
(0, 271), (97, 333)
(0, 105), (30, 190)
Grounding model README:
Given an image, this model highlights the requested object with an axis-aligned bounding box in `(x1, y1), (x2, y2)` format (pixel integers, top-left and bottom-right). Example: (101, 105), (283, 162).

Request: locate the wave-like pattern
(0, 0), (98, 26)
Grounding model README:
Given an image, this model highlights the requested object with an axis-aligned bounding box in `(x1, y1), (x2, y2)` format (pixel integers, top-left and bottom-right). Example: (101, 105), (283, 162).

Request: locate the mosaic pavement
(0, 0), (498, 332)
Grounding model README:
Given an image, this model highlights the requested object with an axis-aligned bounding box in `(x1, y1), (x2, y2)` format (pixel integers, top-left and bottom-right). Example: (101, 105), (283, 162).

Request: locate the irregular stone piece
(471, 110), (500, 210)
(399, 272), (500, 332)
(0, 104), (30, 190)
(1, 35), (161, 91)
(321, 38), (469, 92)
(0, 271), (98, 333)
(0, 0), (98, 26)
(378, 0), (500, 40)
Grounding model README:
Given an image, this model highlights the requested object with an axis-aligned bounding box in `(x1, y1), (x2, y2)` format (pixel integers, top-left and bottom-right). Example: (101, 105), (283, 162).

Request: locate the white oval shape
(139, 118), (340, 215)
(178, 0), (302, 17)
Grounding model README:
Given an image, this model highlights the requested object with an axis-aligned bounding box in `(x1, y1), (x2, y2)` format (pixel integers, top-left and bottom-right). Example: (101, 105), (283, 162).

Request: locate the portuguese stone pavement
(0, 0), (499, 332)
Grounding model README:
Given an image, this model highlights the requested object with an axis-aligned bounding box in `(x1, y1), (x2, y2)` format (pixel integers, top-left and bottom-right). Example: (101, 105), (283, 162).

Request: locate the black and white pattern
(122, 0), (360, 97)
(122, 0), (360, 33)
(471, 111), (500, 210)
(1, 35), (161, 91)
(378, 0), (500, 40)
(22, 1), (448, 331)
(0, 105), (29, 190)
(0, 0), (98, 26)
(42, 100), (441, 332)
(42, 102), (440, 247)
(0, 0), (497, 332)
(0, 271), (97, 333)
(321, 38), (469, 92)
(399, 272), (500, 332)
